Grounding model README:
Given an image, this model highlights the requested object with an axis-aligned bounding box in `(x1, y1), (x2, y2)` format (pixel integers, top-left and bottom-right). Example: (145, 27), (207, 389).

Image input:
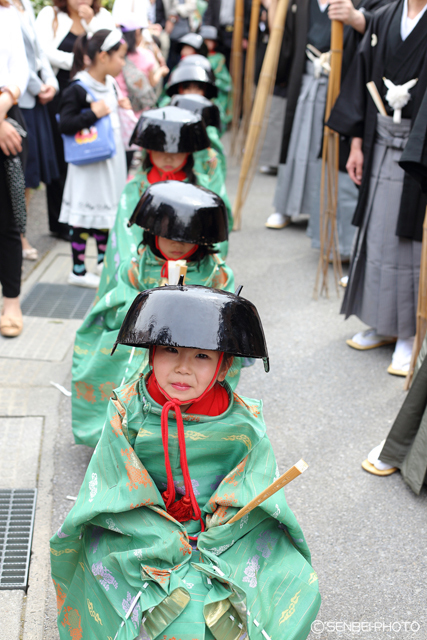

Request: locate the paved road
(1, 156), (426, 640)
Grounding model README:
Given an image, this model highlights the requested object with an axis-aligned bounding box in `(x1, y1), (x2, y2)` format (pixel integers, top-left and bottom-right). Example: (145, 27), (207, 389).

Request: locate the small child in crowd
(58, 29), (128, 288)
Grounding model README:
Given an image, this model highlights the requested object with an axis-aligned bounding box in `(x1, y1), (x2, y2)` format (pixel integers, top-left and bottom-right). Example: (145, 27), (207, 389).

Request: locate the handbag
(59, 81), (116, 166)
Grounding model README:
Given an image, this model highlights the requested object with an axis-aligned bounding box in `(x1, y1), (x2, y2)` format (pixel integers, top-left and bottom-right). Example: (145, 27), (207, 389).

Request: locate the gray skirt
(273, 62), (327, 219)
(342, 115), (421, 339)
(259, 95), (287, 168)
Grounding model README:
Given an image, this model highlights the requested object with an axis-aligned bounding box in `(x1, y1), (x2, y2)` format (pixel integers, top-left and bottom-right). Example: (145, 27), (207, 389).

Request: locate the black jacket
(58, 82), (98, 135)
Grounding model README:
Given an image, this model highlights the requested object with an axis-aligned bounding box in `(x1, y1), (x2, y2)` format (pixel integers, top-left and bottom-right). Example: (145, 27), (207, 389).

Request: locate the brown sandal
(0, 315), (23, 338)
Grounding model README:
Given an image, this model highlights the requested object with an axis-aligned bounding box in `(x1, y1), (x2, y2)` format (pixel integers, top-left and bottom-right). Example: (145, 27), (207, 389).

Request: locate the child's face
(205, 39), (216, 52)
(181, 45), (197, 57)
(178, 83), (205, 96)
(153, 346), (227, 403)
(150, 150), (189, 172)
(102, 43), (127, 78)
(157, 236), (197, 260)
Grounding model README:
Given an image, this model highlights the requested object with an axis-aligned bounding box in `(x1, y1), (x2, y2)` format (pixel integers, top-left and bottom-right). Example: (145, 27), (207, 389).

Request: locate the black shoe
(259, 165), (278, 176)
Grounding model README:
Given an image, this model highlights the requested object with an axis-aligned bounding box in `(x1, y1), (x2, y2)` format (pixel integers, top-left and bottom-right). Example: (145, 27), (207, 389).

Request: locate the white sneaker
(346, 328), (396, 350)
(388, 336), (414, 376)
(265, 212), (290, 229)
(68, 271), (100, 289)
(96, 262), (104, 276)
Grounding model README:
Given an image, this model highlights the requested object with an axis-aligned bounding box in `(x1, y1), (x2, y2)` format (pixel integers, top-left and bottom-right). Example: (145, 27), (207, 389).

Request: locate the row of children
(49, 23), (321, 640)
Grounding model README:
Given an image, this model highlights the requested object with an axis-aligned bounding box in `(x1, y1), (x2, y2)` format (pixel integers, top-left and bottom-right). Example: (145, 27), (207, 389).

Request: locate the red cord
(152, 346), (224, 532)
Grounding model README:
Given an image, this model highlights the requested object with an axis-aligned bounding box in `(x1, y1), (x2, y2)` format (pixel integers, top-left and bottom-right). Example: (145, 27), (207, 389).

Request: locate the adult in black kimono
(265, 0), (384, 260)
(362, 86), (427, 492)
(328, 0), (427, 375)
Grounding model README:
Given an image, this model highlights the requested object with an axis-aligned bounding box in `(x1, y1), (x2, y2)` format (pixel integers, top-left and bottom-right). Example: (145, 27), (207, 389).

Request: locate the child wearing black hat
(51, 284), (321, 640)
(72, 182), (239, 447)
(98, 105), (232, 300)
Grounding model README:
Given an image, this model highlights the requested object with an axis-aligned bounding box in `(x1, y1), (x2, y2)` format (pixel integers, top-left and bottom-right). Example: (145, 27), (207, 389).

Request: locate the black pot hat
(112, 285), (270, 372)
(170, 94), (221, 130)
(178, 32), (208, 57)
(166, 65), (217, 99)
(129, 181), (228, 243)
(130, 106), (210, 152)
(199, 25), (218, 41)
(179, 54), (214, 75)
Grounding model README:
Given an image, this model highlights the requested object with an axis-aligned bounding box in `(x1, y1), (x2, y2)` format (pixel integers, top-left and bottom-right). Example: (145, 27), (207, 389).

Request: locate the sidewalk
(0, 217), (98, 639)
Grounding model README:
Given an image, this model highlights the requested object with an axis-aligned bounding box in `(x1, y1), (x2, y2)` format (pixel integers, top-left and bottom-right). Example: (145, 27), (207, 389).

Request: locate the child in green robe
(72, 182), (239, 448)
(99, 105), (232, 301)
(200, 25), (233, 133)
(51, 285), (321, 640)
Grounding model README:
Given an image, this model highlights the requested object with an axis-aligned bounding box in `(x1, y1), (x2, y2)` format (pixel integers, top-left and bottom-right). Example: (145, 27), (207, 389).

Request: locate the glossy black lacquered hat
(112, 285), (270, 372)
(130, 106), (210, 152)
(199, 25), (218, 41)
(170, 94), (221, 130)
(178, 32), (208, 57)
(165, 65), (217, 99)
(179, 54), (214, 76)
(129, 181), (228, 243)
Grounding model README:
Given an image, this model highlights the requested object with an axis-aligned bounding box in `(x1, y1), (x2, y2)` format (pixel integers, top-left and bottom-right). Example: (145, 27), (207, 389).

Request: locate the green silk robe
(208, 52), (233, 134)
(51, 377), (321, 640)
(72, 246), (238, 448)
(98, 155), (231, 302)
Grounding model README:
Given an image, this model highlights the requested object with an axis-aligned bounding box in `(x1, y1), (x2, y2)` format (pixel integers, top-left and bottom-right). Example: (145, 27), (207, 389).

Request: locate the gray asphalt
(4, 157), (427, 640)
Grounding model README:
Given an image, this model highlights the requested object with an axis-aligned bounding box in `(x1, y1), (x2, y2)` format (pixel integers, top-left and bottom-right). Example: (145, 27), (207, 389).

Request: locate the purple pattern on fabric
(72, 242), (86, 251)
(210, 475), (226, 491)
(92, 561), (119, 591)
(122, 592), (141, 629)
(255, 531), (278, 559)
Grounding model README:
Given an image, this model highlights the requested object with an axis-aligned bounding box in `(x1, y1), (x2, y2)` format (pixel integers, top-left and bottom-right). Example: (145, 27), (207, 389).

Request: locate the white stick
(366, 81), (387, 116)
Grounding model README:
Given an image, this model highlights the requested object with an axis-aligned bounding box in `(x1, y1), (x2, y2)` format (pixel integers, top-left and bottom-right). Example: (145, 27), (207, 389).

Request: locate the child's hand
(118, 97), (132, 110)
(91, 100), (111, 118)
(159, 65), (169, 78)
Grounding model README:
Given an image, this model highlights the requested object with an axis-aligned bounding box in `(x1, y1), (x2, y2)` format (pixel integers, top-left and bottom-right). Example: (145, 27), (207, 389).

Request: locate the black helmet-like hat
(166, 65), (217, 99)
(170, 94), (221, 130)
(112, 285), (270, 372)
(130, 106), (210, 152)
(178, 32), (208, 57)
(129, 181), (228, 243)
(199, 25), (218, 41)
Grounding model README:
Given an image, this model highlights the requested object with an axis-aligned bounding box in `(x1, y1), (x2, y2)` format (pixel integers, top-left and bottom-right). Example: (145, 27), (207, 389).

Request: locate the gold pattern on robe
(87, 599), (103, 625)
(279, 589), (302, 625)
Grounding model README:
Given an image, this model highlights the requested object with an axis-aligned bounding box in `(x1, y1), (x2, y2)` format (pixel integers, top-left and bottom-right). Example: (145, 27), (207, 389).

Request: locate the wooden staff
(230, 0), (245, 156)
(239, 0), (262, 148)
(233, 0), (289, 230)
(313, 20), (344, 299)
(227, 459), (308, 524)
(405, 204), (427, 388)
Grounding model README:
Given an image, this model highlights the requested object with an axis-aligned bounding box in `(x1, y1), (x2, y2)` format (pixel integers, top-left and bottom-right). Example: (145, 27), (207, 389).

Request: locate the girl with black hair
(70, 181), (238, 448)
(57, 28), (129, 288)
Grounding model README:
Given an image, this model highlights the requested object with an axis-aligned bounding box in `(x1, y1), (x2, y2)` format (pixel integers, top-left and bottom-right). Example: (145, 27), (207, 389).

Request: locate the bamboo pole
(313, 20), (344, 298)
(405, 204), (427, 389)
(233, 0), (289, 230)
(227, 459), (308, 524)
(239, 0), (262, 147)
(230, 0), (245, 156)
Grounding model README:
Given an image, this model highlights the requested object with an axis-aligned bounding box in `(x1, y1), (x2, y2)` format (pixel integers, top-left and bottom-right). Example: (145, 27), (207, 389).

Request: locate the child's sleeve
(58, 83), (98, 135)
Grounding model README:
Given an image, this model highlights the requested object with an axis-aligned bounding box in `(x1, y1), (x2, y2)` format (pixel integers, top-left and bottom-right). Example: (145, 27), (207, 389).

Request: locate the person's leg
(68, 227), (100, 289)
(91, 228), (109, 274)
(0, 162), (23, 336)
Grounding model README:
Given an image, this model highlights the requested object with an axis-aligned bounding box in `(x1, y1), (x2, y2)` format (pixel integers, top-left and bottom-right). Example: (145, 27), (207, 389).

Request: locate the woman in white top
(0, 0), (29, 337)
(35, 0), (115, 241)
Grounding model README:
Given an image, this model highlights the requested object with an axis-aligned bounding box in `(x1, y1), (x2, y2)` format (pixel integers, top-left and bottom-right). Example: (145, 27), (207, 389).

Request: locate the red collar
(147, 153), (188, 184)
(146, 371), (229, 416)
